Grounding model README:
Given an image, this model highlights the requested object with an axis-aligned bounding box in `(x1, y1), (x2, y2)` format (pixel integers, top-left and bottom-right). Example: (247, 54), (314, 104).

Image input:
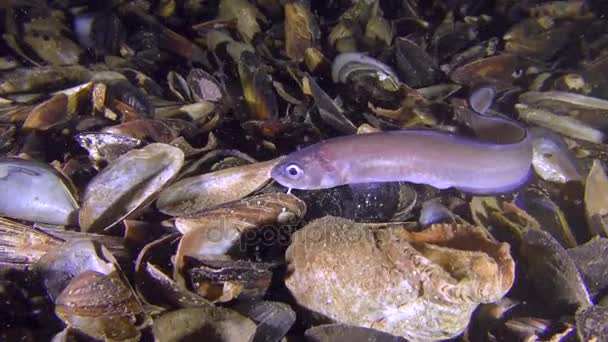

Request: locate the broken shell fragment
(285, 216), (515, 340)
(79, 143), (184, 232)
(75, 132), (142, 168)
(0, 158), (78, 226)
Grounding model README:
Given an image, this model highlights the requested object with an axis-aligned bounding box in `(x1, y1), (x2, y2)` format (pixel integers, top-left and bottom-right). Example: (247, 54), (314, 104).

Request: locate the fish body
(271, 128), (532, 194)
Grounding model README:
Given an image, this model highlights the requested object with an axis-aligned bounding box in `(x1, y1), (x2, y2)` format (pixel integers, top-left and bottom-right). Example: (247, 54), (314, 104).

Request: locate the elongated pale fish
(271, 100), (532, 194)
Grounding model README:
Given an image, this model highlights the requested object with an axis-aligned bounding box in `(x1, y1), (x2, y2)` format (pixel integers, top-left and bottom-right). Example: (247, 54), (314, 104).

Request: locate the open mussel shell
(134, 233), (212, 309)
(331, 53), (401, 106)
(22, 94), (70, 131)
(174, 193), (305, 301)
(156, 157), (281, 217)
(55, 270), (144, 341)
(101, 119), (180, 143)
(79, 143), (184, 232)
(0, 158), (78, 226)
(35, 239), (121, 301)
(184, 258), (275, 303)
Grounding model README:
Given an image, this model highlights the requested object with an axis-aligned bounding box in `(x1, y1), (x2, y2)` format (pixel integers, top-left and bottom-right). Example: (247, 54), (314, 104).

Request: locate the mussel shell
(285, 1), (318, 62)
(0, 158), (78, 225)
(23, 29), (82, 66)
(0, 66), (92, 95)
(332, 52), (399, 87)
(152, 306), (256, 342)
(218, 0), (266, 43)
(394, 38), (441, 88)
(35, 239), (118, 301)
(55, 270), (142, 317)
(450, 54), (528, 90)
(308, 75), (357, 134)
(568, 237), (608, 300)
(187, 69), (223, 103)
(515, 189), (578, 248)
(238, 52), (279, 121)
(156, 158), (280, 217)
(175, 192), (306, 234)
(79, 143), (184, 232)
(520, 229), (592, 312)
(55, 270), (142, 341)
(134, 233), (212, 309)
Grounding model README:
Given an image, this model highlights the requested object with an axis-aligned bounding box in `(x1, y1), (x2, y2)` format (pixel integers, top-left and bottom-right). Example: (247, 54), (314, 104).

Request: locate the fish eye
(284, 163), (303, 179)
